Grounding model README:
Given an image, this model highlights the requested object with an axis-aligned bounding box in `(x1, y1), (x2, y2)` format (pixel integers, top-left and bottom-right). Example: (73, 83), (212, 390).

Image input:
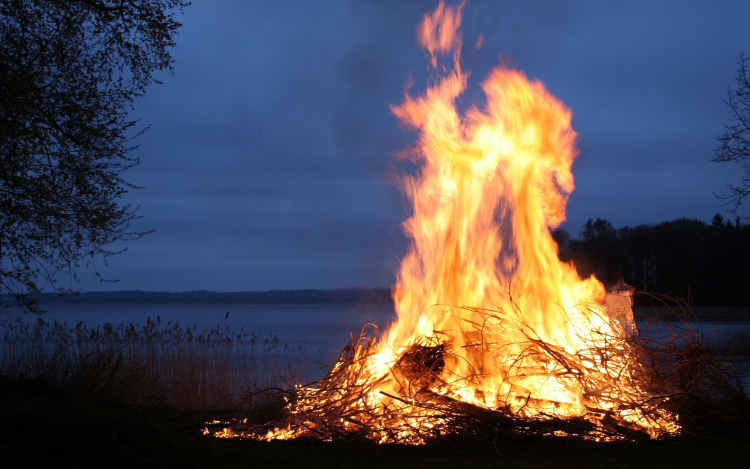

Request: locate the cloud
(80, 0), (750, 291)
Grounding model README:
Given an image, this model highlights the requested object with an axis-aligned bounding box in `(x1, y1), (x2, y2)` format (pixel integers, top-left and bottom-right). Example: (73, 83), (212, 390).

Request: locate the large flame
(388, 1), (604, 361)
(209, 1), (679, 443)
(375, 0), (625, 417)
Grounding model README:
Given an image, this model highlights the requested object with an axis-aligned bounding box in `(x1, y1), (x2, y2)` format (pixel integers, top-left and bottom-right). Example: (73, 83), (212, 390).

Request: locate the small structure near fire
(205, 2), (745, 443)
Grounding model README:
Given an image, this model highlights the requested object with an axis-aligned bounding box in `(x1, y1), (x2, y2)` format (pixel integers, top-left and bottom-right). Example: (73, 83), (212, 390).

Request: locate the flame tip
(223, 1), (679, 443)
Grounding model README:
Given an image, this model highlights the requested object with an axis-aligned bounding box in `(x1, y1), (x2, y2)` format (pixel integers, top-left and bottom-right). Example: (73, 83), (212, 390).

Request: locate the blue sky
(79, 0), (750, 291)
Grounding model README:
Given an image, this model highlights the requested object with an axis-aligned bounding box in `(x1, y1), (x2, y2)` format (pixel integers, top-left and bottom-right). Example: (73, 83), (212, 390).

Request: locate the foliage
(714, 51), (750, 217)
(0, 0), (188, 311)
(555, 216), (750, 306)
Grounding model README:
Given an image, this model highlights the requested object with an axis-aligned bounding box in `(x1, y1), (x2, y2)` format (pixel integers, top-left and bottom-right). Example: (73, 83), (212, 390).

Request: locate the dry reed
(703, 326), (750, 356)
(0, 315), (307, 411)
(632, 299), (750, 434)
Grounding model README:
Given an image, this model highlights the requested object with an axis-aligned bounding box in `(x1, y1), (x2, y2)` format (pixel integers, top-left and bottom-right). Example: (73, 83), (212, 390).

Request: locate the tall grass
(704, 325), (750, 356)
(0, 315), (307, 411)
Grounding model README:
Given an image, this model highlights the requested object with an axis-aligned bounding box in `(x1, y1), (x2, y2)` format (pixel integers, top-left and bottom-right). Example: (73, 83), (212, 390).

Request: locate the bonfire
(206, 2), (692, 443)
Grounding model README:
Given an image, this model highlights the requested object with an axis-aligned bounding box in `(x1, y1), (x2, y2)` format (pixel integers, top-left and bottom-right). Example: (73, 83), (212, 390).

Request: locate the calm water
(3, 303), (749, 388)
(0, 303), (397, 373)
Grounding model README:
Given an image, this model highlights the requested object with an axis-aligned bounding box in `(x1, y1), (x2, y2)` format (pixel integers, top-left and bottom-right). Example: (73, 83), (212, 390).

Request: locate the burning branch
(206, 306), (688, 443)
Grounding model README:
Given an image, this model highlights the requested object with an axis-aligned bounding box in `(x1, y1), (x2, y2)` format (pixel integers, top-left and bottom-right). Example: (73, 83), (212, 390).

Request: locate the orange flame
(382, 0), (604, 407)
(212, 1), (679, 442)
(417, 0), (464, 69)
(366, 0), (675, 433)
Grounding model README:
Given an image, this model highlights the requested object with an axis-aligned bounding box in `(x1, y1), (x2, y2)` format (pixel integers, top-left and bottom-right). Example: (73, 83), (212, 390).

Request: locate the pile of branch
(205, 306), (749, 444)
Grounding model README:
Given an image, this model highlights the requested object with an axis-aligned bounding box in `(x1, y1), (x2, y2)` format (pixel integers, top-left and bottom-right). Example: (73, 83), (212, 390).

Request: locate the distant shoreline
(5, 291), (749, 321)
(7, 288), (394, 305)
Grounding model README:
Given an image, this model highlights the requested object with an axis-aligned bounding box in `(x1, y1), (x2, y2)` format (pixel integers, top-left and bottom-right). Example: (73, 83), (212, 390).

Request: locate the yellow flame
(365, 0), (675, 434)
(212, 1), (679, 442)
(379, 0), (604, 408)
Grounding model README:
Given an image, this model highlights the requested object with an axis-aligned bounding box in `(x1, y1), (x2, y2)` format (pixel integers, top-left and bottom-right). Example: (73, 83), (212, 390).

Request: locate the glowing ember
(207, 1), (680, 443)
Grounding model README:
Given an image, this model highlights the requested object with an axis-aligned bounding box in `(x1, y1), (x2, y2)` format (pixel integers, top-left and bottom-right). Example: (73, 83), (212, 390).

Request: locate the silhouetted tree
(568, 218), (624, 286)
(714, 51), (750, 218)
(0, 0), (189, 311)
(563, 216), (750, 306)
(551, 228), (571, 259)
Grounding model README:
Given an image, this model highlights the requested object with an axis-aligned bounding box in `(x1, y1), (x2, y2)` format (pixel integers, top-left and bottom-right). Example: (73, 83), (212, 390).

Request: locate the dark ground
(1, 376), (749, 469)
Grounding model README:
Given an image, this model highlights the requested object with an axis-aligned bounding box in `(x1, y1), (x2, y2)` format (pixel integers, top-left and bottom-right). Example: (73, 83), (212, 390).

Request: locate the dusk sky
(79, 0), (750, 292)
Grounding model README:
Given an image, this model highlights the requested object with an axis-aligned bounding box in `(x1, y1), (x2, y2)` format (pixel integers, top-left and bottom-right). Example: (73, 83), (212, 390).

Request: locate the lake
(3, 302), (749, 388)
(0, 303), (397, 376)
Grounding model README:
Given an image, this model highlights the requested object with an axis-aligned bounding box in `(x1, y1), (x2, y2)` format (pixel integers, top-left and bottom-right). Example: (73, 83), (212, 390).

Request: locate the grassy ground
(1, 376), (749, 469)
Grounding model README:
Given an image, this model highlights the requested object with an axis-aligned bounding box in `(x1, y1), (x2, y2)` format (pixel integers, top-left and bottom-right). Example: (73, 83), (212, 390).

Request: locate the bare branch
(713, 51), (750, 217)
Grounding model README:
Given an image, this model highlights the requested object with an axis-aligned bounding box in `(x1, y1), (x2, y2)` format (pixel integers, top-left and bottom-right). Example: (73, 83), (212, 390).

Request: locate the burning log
(392, 343), (447, 395)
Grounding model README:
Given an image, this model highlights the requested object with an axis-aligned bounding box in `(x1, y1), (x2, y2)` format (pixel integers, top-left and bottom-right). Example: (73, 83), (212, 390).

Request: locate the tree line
(9, 214), (750, 308)
(553, 215), (750, 306)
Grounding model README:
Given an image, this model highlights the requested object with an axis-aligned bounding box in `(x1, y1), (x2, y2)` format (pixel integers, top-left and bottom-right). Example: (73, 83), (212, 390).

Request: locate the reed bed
(0, 315), (307, 411)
